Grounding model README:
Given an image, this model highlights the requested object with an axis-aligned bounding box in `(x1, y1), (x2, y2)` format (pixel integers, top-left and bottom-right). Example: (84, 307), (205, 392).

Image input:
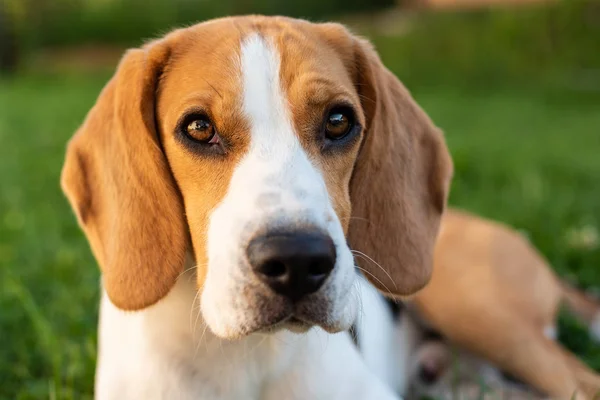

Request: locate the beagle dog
(410, 209), (600, 400)
(60, 16), (453, 399)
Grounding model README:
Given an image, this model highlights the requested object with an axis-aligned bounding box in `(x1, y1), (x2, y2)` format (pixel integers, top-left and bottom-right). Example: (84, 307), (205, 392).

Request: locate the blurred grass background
(0, 0), (599, 398)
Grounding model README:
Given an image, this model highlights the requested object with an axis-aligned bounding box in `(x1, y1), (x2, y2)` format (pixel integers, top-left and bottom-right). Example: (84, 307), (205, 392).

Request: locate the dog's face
(61, 16), (453, 339)
(158, 26), (364, 337)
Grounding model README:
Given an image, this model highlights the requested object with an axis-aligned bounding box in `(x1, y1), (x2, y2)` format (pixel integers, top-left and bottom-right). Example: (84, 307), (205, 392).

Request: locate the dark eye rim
(321, 104), (362, 150)
(175, 110), (226, 156)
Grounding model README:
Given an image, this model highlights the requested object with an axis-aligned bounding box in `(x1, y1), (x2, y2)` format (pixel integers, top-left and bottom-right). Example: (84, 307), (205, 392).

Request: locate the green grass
(0, 73), (107, 399)
(1, 67), (599, 398)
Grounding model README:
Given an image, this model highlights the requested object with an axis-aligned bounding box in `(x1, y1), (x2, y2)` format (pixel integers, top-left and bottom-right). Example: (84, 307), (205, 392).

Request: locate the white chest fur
(94, 273), (404, 400)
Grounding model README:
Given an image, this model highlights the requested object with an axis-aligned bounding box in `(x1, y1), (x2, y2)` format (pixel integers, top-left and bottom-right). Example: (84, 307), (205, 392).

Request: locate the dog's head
(61, 16), (453, 339)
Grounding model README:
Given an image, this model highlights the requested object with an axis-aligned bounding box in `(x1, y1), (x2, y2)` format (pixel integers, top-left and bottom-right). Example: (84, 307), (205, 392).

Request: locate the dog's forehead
(158, 17), (356, 119)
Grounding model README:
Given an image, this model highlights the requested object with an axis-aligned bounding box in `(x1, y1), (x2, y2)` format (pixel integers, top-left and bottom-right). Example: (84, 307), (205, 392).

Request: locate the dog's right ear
(61, 37), (188, 310)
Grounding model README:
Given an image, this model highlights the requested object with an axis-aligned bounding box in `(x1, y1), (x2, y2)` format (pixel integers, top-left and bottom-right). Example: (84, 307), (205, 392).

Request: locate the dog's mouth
(256, 314), (313, 335)
(241, 280), (358, 337)
(284, 317), (313, 333)
(209, 299), (355, 339)
(287, 316), (305, 325)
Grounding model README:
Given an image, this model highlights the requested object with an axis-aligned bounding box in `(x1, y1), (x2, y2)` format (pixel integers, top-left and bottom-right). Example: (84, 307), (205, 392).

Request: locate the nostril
(308, 262), (322, 277)
(260, 260), (287, 278)
(308, 260), (330, 278)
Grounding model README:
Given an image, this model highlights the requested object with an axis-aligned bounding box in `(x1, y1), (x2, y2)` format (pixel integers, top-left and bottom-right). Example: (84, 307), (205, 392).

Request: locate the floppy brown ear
(348, 38), (453, 297)
(60, 38), (188, 310)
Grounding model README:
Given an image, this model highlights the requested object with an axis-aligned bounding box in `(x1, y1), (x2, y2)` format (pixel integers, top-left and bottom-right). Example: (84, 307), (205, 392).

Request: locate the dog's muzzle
(246, 230), (336, 302)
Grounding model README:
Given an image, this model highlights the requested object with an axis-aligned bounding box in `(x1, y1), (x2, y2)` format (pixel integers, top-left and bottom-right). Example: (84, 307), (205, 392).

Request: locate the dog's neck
(97, 268), (288, 357)
(95, 269), (308, 398)
(94, 266), (409, 400)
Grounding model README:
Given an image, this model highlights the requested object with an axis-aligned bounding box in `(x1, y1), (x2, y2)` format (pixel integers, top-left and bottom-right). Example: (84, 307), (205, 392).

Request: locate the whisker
(354, 264), (393, 295)
(178, 264), (201, 281)
(189, 288), (202, 334)
(194, 323), (210, 360)
(356, 93), (376, 104)
(192, 291), (204, 338)
(203, 78), (223, 99)
(351, 250), (397, 291)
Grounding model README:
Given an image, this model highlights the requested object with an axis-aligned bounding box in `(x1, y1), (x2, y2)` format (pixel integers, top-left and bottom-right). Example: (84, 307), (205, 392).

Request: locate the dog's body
(409, 209), (600, 399)
(61, 16), (453, 399)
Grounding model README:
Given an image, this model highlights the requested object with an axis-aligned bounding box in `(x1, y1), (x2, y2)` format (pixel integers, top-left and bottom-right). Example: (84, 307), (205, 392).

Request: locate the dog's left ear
(317, 24), (453, 297)
(349, 37), (453, 297)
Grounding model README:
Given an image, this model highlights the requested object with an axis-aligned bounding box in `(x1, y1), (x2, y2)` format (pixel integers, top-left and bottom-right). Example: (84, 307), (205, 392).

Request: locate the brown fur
(308, 22), (454, 296)
(413, 209), (600, 399)
(61, 37), (188, 310)
(60, 16), (452, 313)
(346, 34), (453, 296)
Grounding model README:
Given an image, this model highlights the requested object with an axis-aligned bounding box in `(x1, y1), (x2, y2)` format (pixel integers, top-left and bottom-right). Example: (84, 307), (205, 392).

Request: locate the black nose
(246, 231), (336, 302)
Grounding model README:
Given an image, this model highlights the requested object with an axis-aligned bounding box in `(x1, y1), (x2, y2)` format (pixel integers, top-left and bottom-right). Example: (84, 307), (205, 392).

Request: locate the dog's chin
(260, 314), (353, 335)
(253, 295), (359, 336)
(284, 317), (313, 333)
(207, 312), (354, 340)
(202, 284), (359, 340)
(256, 316), (312, 334)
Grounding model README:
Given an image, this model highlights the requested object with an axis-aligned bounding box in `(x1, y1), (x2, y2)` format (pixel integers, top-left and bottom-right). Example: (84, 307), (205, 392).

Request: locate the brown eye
(185, 117), (218, 144)
(325, 109), (353, 140)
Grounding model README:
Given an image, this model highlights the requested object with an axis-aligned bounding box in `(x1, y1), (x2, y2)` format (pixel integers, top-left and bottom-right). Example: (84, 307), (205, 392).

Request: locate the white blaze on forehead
(241, 34), (285, 132)
(240, 33), (300, 161)
(236, 32), (332, 214)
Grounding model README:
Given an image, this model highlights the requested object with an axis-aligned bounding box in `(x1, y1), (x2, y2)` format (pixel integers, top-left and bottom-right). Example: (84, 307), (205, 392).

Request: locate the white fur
(95, 33), (404, 399)
(201, 33), (357, 338)
(590, 312), (600, 342)
(394, 308), (423, 394)
(354, 275), (415, 394)
(96, 269), (400, 399)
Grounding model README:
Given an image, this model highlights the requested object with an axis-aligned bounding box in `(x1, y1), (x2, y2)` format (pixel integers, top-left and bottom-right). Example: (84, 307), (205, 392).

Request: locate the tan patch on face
(156, 21), (251, 287)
